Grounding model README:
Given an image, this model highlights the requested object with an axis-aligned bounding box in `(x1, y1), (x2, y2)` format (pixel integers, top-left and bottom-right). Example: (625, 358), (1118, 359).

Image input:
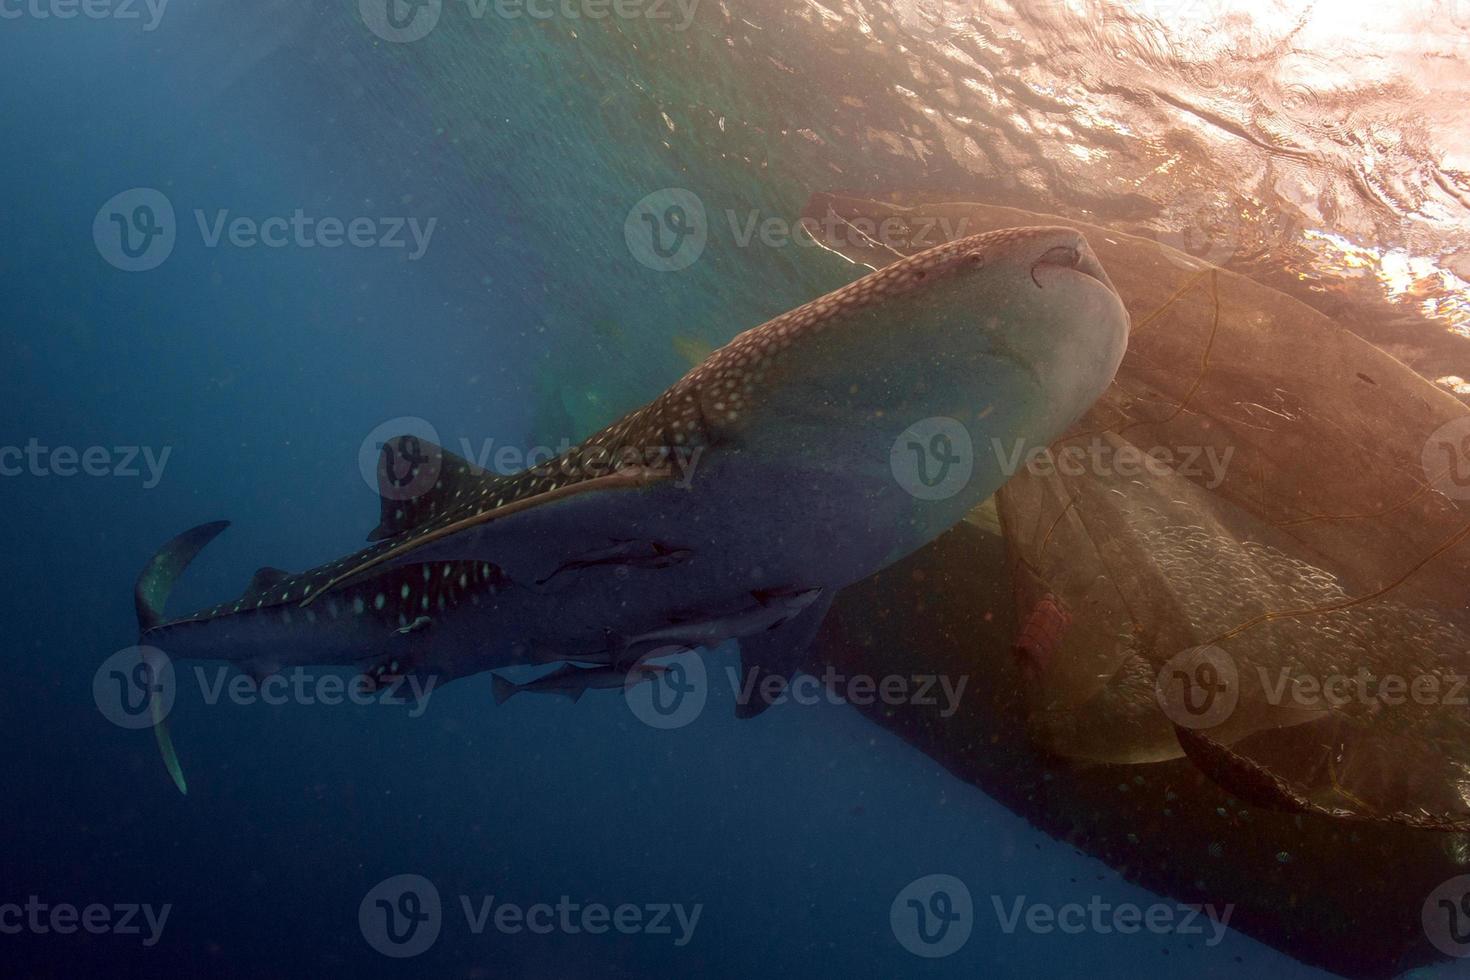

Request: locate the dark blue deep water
(5, 3), (1469, 979)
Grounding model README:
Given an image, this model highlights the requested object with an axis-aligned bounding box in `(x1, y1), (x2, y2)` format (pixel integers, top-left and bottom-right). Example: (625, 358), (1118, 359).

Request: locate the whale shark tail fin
(133, 520), (231, 796)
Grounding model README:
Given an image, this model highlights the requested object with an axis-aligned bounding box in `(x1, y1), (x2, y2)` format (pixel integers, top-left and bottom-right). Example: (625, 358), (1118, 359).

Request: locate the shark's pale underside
(133, 227), (1129, 793)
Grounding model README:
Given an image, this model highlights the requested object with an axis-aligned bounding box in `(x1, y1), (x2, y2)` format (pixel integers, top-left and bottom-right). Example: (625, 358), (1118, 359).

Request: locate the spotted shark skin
(134, 226), (1130, 792)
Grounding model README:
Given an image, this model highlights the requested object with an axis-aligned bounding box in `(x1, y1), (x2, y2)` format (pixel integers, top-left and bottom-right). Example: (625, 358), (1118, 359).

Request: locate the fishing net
(803, 191), (1470, 830)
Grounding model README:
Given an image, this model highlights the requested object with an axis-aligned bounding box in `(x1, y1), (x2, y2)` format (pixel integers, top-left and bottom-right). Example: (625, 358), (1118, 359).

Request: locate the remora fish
(490, 662), (672, 705)
(132, 227), (1129, 793)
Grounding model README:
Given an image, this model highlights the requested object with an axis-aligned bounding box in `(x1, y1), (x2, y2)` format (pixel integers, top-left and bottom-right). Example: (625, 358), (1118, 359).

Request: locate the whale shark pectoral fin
(368, 434), (490, 542)
(734, 590), (834, 720)
(1174, 723), (1470, 832)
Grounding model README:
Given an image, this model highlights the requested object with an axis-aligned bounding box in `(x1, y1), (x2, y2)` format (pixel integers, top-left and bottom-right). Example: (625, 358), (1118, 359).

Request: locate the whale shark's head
(670, 226), (1129, 540)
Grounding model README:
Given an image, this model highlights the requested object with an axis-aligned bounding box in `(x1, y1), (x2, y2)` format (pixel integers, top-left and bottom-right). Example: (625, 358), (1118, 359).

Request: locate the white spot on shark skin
(421, 595), (429, 611)
(459, 573), (467, 588)
(401, 584), (410, 600)
(374, 594), (385, 611)
(354, 597), (365, 615)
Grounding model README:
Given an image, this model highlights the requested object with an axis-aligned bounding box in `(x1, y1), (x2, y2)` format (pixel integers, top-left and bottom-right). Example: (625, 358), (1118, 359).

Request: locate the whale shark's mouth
(1030, 240), (1119, 296)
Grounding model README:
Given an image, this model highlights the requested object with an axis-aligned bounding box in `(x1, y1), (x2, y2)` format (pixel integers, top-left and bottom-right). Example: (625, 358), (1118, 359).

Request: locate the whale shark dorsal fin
(368, 434), (490, 542)
(244, 566), (291, 597)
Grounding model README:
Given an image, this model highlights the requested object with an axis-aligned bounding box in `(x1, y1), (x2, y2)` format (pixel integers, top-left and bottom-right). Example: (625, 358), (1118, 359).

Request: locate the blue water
(0, 7), (1402, 979)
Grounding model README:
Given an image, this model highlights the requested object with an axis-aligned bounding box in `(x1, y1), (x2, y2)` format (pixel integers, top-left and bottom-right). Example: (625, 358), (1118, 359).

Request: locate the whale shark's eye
(913, 269), (927, 281)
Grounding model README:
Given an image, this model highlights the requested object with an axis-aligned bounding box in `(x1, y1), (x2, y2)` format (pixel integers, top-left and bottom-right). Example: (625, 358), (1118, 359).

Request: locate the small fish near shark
(491, 662), (673, 705)
(130, 227), (1129, 794)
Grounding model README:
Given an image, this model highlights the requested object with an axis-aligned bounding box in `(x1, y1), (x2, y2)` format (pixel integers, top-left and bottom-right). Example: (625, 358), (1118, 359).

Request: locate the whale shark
(132, 226), (1129, 794)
